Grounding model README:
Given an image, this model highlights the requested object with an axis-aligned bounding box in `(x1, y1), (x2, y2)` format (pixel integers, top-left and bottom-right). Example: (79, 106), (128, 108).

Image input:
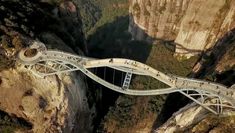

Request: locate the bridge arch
(17, 44), (235, 115)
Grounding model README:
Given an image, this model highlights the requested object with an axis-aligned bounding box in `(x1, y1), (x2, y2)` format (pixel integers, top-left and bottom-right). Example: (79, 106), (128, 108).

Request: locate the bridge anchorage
(17, 42), (235, 115)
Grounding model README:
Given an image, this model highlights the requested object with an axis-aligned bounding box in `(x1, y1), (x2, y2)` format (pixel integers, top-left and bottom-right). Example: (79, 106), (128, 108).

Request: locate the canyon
(0, 0), (93, 132)
(0, 0), (235, 132)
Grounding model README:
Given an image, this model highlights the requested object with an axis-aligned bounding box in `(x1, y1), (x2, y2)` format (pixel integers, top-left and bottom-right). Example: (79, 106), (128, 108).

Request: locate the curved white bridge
(17, 42), (235, 115)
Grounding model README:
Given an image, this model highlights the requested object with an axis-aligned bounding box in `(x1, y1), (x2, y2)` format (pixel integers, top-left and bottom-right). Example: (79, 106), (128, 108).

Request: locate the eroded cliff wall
(0, 66), (91, 132)
(129, 0), (235, 57)
(0, 0), (93, 132)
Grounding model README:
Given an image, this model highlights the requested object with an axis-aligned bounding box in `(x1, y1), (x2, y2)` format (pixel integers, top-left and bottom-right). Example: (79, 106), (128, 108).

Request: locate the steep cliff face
(129, 0), (235, 57)
(0, 0), (93, 132)
(0, 65), (92, 133)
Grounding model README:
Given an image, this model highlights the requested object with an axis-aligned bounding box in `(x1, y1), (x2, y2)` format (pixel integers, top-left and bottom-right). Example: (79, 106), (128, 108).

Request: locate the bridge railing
(17, 47), (235, 115)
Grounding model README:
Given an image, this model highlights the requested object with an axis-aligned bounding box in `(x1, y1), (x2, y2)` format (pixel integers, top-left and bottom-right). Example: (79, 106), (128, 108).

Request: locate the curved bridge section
(17, 42), (235, 115)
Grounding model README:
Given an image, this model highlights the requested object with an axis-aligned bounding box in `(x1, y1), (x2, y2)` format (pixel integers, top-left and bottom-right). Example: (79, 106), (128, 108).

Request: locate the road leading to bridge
(17, 41), (235, 115)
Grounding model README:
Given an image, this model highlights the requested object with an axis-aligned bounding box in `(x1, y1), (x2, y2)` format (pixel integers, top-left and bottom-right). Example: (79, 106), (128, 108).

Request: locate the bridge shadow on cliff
(128, 15), (206, 56)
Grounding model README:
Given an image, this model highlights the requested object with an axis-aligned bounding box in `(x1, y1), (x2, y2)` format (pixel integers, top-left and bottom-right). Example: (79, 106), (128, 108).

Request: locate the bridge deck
(17, 44), (235, 115)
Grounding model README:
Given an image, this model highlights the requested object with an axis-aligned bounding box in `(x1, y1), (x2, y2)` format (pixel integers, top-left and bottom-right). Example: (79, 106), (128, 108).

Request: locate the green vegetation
(77, 0), (129, 37)
(98, 42), (198, 131)
(85, 0), (129, 37)
(75, 0), (101, 35)
(84, 0), (199, 131)
(0, 126), (14, 133)
(0, 36), (16, 70)
(0, 111), (32, 133)
(87, 16), (151, 60)
(88, 12), (198, 130)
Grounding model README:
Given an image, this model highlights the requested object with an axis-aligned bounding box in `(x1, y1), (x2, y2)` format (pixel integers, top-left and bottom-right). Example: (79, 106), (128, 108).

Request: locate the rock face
(0, 0), (93, 132)
(155, 102), (235, 133)
(129, 0), (235, 57)
(0, 0), (87, 54)
(0, 66), (92, 133)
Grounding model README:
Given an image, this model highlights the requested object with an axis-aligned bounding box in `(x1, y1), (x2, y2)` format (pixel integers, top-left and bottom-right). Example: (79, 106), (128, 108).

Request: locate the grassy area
(86, 0), (129, 37)
(77, 0), (129, 37)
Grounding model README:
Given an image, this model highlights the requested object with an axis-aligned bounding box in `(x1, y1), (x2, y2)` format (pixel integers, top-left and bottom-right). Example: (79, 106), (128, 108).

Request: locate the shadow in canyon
(87, 16), (152, 61)
(86, 16), (153, 130)
(152, 28), (235, 131)
(129, 16), (199, 130)
(0, 0), (87, 54)
(87, 15), (205, 131)
(0, 110), (32, 131)
(216, 70), (235, 87)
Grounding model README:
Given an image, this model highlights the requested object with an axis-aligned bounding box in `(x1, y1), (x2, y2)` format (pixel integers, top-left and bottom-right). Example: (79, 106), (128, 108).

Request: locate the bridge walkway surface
(17, 42), (235, 115)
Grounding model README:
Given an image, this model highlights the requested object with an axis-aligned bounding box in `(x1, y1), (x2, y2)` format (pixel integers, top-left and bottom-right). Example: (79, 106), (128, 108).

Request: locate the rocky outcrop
(129, 0), (235, 57)
(0, 65), (92, 133)
(0, 0), (93, 132)
(0, 0), (87, 54)
(155, 102), (235, 133)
